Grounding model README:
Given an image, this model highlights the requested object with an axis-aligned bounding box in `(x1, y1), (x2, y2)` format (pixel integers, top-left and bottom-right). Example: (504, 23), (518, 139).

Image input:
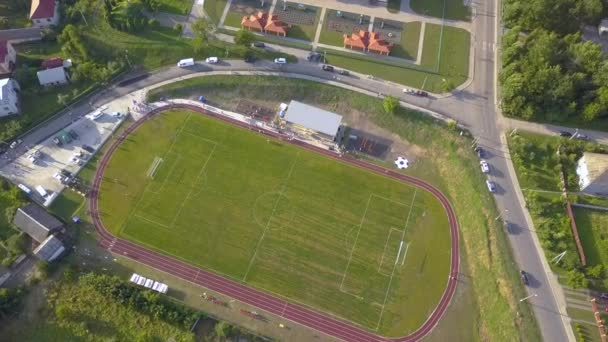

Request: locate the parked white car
(205, 57), (219, 64)
(402, 88), (415, 94)
(274, 58), (287, 64)
(486, 180), (497, 193)
(480, 160), (490, 173)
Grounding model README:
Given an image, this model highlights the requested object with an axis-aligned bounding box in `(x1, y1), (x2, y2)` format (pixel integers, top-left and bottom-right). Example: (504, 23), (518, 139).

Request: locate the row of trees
(500, 0), (608, 123)
(80, 272), (200, 328)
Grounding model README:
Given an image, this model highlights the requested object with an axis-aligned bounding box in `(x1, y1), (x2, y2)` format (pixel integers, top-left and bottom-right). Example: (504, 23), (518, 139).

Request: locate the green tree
(214, 321), (232, 338)
(566, 269), (589, 288)
(586, 264), (604, 279)
(382, 95), (399, 115)
(193, 35), (205, 54)
(0, 17), (9, 30)
(0, 287), (23, 317)
(234, 29), (255, 47)
(58, 24), (89, 62)
(192, 18), (211, 38)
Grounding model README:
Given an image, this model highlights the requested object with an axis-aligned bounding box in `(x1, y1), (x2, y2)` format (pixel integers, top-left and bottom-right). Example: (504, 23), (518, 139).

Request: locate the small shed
(33, 235), (65, 261)
(283, 101), (343, 140)
(13, 203), (64, 243)
(37, 66), (69, 86)
(577, 152), (608, 196)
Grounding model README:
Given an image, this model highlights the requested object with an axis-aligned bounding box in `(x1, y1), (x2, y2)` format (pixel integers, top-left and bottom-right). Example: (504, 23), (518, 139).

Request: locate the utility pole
(519, 293), (537, 302)
(124, 49), (132, 68)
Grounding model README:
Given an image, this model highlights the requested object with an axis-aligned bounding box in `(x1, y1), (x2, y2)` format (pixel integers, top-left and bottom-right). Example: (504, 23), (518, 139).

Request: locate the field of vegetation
(98, 108), (450, 336)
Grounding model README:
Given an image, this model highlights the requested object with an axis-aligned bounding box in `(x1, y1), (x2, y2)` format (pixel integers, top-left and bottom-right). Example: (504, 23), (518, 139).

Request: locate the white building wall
(0, 43), (16, 74)
(0, 80), (20, 117)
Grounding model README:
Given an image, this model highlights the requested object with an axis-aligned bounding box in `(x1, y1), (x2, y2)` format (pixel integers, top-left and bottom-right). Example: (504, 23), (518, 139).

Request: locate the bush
(174, 23), (183, 33)
(148, 18), (159, 28)
(41, 27), (58, 42)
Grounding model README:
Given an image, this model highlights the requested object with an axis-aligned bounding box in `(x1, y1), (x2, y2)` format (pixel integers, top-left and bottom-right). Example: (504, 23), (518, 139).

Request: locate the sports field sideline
(97, 109), (452, 336)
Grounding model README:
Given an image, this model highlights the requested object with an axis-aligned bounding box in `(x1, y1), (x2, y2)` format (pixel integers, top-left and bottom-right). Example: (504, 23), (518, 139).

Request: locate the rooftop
(284, 101), (343, 137)
(33, 235), (65, 261)
(30, 0), (56, 20)
(0, 41), (9, 62)
(13, 203), (63, 243)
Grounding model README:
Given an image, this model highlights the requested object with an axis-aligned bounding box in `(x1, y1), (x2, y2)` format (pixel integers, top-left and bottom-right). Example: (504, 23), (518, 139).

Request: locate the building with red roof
(29, 0), (60, 28)
(41, 57), (64, 70)
(241, 12), (288, 37)
(241, 12), (267, 33)
(343, 30), (393, 55)
(367, 32), (393, 55)
(343, 30), (368, 52)
(264, 15), (287, 36)
(0, 41), (16, 75)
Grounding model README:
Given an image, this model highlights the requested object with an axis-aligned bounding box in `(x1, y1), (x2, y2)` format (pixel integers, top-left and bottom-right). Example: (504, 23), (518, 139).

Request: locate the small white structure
(0, 78), (20, 117)
(32, 235), (65, 261)
(599, 19), (608, 37)
(29, 0), (60, 28)
(577, 152), (608, 197)
(283, 100), (343, 141)
(37, 66), (69, 86)
(0, 41), (16, 75)
(394, 156), (409, 169)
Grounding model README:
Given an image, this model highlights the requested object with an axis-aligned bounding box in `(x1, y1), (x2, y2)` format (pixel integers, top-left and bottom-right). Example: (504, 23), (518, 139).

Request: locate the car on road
(520, 270), (530, 286)
(252, 42), (265, 48)
(307, 52), (321, 62)
(274, 58), (287, 64)
(9, 139), (22, 149)
(205, 57), (219, 64)
(599, 293), (608, 300)
(559, 131), (572, 137)
(480, 160), (490, 173)
(244, 56), (256, 63)
(322, 65), (334, 72)
(402, 88), (416, 94)
(574, 133), (589, 141)
(475, 146), (484, 158)
(82, 144), (95, 153)
(338, 69), (350, 76)
(416, 90), (429, 97)
(486, 180), (496, 193)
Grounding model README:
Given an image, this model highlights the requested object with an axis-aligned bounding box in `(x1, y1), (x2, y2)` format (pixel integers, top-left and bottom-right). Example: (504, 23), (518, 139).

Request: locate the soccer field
(97, 110), (452, 336)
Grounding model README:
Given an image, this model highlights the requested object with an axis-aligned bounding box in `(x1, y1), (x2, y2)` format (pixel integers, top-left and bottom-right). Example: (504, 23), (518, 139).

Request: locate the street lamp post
(519, 293), (537, 302)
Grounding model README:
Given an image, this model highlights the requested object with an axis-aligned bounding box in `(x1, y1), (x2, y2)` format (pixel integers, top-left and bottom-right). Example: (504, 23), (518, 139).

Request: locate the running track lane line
(89, 104), (460, 342)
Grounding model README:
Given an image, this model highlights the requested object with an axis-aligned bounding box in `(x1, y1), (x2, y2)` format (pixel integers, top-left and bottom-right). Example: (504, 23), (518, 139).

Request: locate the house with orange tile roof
(367, 32), (393, 55)
(343, 30), (393, 55)
(343, 30), (368, 51)
(264, 15), (287, 36)
(241, 12), (267, 33)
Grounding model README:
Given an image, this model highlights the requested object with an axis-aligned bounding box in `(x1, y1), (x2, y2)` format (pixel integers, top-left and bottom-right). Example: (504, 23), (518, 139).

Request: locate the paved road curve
(89, 103), (461, 342)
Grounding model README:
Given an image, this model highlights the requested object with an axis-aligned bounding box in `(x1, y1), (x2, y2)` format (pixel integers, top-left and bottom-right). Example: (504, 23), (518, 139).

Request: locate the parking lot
(0, 108), (126, 206)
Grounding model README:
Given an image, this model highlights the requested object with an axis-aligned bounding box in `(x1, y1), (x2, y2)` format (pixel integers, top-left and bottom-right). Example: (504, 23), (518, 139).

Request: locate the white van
(177, 58), (195, 67)
(205, 57), (219, 64)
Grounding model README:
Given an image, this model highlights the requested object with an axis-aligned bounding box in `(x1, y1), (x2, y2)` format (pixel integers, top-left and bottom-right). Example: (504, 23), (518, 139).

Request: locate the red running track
(89, 104), (460, 342)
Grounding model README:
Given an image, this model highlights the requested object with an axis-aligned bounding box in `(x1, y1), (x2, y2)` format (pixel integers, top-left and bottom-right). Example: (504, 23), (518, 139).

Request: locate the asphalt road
(3, 0), (598, 338)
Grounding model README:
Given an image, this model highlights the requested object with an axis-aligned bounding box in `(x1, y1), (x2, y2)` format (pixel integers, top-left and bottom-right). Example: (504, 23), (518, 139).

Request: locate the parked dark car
(68, 129), (79, 140)
(559, 131), (572, 137)
(244, 55), (256, 63)
(252, 42), (265, 48)
(474, 146), (484, 158)
(307, 52), (321, 62)
(338, 69), (350, 76)
(81, 144), (95, 153)
(416, 90), (429, 97)
(60, 169), (73, 178)
(520, 270), (530, 286)
(322, 64), (334, 72)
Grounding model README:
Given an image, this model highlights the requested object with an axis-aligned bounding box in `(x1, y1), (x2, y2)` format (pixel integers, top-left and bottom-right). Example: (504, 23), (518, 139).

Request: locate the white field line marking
(153, 152), (182, 195)
(134, 213), (171, 230)
(375, 190), (418, 331)
(242, 153), (300, 281)
(371, 193), (410, 209)
(168, 143), (217, 228)
(378, 228), (403, 273)
(339, 194), (373, 292)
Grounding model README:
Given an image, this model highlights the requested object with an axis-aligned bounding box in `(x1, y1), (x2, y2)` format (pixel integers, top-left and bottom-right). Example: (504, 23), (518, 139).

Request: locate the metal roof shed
(284, 101), (343, 138)
(13, 203), (64, 243)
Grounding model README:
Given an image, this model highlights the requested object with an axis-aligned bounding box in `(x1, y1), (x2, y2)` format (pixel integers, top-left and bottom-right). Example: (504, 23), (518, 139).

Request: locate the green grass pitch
(97, 110), (452, 336)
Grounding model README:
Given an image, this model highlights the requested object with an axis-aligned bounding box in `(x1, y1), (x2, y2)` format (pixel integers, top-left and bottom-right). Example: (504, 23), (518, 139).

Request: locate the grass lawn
(282, 3), (321, 42)
(390, 22), (421, 60)
(2, 274), (195, 341)
(387, 0), (401, 13)
(49, 189), (86, 222)
(98, 109), (451, 336)
(204, 0), (229, 25)
(409, 0), (471, 21)
(573, 208), (608, 267)
(223, 11), (243, 28)
(0, 3), (30, 28)
(421, 23), (470, 82)
(157, 0), (193, 15)
(144, 75), (540, 340)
